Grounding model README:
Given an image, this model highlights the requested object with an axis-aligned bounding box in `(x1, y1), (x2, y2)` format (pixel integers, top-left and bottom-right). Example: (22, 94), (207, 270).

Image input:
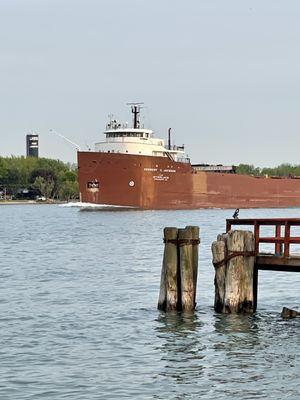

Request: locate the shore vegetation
(236, 163), (300, 177)
(0, 156), (79, 201)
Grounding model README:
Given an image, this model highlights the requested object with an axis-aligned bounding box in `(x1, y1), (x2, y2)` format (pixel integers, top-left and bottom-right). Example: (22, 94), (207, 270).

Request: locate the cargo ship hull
(78, 152), (300, 209)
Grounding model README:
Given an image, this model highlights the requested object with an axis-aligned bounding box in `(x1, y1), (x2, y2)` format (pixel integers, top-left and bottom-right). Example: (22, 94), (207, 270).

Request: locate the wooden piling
(178, 228), (195, 311)
(212, 234), (227, 313)
(158, 226), (199, 312)
(212, 230), (256, 314)
(178, 226), (199, 311)
(158, 227), (179, 311)
(186, 226), (200, 296)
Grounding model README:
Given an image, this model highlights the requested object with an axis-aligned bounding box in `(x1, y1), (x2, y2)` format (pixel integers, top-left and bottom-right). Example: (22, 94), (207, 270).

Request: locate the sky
(1, 0), (300, 166)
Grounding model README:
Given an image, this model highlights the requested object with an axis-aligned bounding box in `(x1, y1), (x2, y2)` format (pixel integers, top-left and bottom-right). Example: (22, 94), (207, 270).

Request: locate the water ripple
(0, 205), (299, 399)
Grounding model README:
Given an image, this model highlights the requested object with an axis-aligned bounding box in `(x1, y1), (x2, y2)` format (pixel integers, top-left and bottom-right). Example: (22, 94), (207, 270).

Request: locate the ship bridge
(94, 105), (187, 162)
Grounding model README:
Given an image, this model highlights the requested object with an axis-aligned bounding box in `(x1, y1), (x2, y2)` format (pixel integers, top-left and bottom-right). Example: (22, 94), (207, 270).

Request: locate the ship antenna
(127, 102), (144, 129)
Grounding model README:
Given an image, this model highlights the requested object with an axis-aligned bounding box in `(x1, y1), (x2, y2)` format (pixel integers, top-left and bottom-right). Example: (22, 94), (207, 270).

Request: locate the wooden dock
(226, 218), (300, 272)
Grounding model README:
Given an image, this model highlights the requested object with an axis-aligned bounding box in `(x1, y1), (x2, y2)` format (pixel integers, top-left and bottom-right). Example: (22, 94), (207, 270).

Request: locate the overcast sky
(1, 0), (300, 166)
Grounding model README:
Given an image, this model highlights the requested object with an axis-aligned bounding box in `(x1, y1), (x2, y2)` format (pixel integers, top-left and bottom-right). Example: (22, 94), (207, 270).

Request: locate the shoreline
(0, 200), (69, 205)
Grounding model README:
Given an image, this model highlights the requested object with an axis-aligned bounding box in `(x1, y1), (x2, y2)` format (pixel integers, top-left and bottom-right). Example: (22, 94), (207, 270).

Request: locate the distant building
(26, 134), (39, 157)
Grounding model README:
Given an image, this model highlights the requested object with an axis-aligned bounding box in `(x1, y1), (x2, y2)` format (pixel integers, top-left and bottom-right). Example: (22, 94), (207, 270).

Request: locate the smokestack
(168, 128), (171, 150)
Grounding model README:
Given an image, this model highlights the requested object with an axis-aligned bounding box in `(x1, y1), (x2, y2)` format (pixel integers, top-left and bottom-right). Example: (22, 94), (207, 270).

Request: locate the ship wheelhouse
(94, 104), (188, 162)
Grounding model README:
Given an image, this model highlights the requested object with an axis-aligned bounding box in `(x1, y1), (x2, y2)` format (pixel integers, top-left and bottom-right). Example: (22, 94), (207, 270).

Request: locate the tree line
(0, 156), (79, 201)
(236, 163), (300, 177)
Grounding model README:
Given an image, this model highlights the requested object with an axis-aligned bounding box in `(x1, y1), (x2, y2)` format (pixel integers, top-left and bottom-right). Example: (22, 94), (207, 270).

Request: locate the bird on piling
(232, 208), (239, 219)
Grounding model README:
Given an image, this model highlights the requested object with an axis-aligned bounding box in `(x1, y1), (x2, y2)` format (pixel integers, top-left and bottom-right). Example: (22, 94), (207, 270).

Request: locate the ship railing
(226, 218), (300, 258)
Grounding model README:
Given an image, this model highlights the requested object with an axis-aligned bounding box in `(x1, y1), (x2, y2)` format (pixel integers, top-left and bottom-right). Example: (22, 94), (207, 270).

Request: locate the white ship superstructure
(94, 104), (186, 162)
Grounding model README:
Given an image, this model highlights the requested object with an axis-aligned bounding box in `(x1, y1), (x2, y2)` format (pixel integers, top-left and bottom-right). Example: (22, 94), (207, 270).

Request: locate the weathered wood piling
(158, 227), (179, 311)
(158, 226), (200, 312)
(159, 219), (299, 314)
(212, 230), (256, 314)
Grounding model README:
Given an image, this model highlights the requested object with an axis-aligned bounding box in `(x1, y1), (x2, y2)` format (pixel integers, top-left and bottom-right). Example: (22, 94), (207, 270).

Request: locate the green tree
(0, 157), (8, 183)
(0, 156), (78, 200)
(236, 164), (261, 176)
(33, 176), (55, 199)
(58, 180), (79, 201)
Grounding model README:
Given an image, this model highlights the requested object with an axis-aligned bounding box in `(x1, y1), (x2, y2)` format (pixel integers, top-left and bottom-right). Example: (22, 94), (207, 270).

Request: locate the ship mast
(127, 102), (144, 129)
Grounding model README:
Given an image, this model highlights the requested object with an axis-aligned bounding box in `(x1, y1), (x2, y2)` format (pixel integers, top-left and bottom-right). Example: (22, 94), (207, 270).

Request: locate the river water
(0, 204), (299, 399)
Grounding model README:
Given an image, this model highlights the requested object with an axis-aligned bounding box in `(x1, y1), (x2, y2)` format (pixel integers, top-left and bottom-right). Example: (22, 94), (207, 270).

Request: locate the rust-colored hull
(77, 152), (300, 209)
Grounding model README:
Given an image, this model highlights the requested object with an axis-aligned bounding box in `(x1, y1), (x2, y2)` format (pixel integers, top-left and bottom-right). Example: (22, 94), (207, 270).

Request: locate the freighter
(77, 104), (300, 209)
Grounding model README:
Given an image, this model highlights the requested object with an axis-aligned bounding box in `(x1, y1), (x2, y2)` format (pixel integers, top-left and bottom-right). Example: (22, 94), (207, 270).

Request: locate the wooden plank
(256, 255), (300, 272)
(226, 218), (300, 228)
(227, 218), (300, 225)
(257, 264), (300, 272)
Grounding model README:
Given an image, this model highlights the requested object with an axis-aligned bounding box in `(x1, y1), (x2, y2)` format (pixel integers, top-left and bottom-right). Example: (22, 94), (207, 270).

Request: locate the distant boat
(77, 104), (300, 209)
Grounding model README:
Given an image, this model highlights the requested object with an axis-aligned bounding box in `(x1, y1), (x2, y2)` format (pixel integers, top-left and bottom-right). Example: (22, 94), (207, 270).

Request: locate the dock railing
(226, 218), (300, 259)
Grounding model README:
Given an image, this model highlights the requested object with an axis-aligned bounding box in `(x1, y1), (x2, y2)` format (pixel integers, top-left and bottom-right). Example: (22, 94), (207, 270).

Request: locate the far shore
(0, 200), (71, 205)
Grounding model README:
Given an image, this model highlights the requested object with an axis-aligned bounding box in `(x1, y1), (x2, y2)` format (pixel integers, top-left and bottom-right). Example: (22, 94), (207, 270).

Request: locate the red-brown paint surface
(78, 152), (300, 209)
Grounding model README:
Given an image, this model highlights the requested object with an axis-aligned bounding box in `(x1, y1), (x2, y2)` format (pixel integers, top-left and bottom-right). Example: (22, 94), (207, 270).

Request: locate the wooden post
(187, 225), (200, 307)
(178, 226), (199, 311)
(212, 234), (227, 313)
(158, 226), (199, 312)
(275, 224), (283, 255)
(158, 227), (179, 311)
(212, 230), (256, 314)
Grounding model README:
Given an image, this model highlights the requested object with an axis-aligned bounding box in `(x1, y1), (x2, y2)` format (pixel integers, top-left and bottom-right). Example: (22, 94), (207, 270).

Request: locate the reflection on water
(153, 309), (300, 399)
(213, 313), (261, 351)
(214, 313), (259, 334)
(154, 311), (206, 397)
(156, 311), (202, 334)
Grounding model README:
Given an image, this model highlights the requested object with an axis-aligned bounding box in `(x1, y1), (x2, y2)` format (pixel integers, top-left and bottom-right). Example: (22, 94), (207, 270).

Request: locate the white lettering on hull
(153, 175), (169, 181)
(144, 168), (176, 173)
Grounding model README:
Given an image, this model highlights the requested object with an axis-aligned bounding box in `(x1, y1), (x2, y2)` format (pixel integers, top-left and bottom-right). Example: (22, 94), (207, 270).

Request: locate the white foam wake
(59, 202), (137, 209)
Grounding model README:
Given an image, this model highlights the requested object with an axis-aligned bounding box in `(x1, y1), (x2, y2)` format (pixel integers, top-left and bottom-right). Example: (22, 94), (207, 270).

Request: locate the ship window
(107, 131), (145, 138)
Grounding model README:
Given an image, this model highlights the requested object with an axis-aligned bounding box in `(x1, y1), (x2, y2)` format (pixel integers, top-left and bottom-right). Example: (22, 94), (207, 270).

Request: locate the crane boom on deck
(50, 129), (81, 151)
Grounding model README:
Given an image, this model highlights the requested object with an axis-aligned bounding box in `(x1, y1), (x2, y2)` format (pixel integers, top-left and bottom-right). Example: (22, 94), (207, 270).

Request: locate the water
(0, 205), (299, 399)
